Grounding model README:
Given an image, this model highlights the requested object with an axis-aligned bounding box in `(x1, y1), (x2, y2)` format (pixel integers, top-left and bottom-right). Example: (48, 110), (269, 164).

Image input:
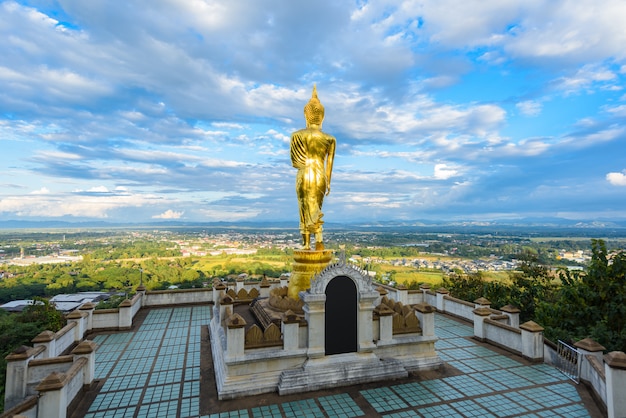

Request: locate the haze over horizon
(1, 1), (626, 225)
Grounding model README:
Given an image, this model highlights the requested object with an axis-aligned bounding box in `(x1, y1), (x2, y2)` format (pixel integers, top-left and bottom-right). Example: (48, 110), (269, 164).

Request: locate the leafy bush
(536, 240), (626, 351)
(95, 295), (128, 310)
(0, 299), (64, 410)
(441, 252), (556, 323)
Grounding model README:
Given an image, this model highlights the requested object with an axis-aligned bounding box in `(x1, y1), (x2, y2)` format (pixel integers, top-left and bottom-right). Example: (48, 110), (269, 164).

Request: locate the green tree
(506, 251), (556, 322)
(0, 299), (65, 410)
(536, 239), (626, 351)
(441, 252), (555, 323)
(19, 298), (65, 331)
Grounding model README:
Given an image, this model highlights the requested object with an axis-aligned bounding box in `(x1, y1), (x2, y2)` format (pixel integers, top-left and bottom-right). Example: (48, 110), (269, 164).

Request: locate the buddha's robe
(290, 128), (336, 235)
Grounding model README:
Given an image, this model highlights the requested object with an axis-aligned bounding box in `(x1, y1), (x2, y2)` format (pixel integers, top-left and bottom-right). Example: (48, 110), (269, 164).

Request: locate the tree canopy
(536, 239), (626, 351)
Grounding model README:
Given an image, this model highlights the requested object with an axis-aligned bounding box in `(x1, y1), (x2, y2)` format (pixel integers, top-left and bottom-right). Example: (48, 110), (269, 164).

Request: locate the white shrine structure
(209, 257), (442, 399)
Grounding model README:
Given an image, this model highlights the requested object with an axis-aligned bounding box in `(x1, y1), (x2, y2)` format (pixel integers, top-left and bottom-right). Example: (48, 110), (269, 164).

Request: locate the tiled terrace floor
(78, 306), (599, 418)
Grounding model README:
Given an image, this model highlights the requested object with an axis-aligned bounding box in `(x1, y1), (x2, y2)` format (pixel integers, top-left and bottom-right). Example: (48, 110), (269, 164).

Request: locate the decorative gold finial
(304, 84), (325, 127)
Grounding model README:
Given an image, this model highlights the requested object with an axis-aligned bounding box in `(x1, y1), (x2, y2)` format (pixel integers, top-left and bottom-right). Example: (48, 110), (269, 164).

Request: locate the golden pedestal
(287, 249), (333, 299)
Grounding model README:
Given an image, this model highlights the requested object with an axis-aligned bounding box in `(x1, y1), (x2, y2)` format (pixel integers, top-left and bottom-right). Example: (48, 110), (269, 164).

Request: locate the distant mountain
(0, 220), (117, 229)
(1, 218), (626, 236)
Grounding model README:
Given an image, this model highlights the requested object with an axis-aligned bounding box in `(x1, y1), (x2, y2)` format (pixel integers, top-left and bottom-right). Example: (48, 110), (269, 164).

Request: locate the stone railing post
(4, 346), (45, 409)
(135, 285), (147, 307)
(417, 283), (430, 304)
(358, 291), (378, 352)
(520, 321), (544, 362)
(260, 277), (271, 298)
(35, 372), (69, 418)
(32, 331), (56, 359)
(500, 304), (520, 328)
(375, 286), (388, 307)
(472, 307), (491, 341)
(474, 297), (491, 310)
(79, 302), (95, 331)
(219, 295), (234, 325)
(226, 313), (246, 359)
(280, 276), (289, 288)
(604, 351), (626, 418)
(66, 310), (88, 342)
(436, 288), (449, 312)
(376, 305), (394, 342)
(213, 282), (226, 305)
(72, 340), (97, 385)
(118, 299), (132, 330)
(574, 338), (605, 383)
(301, 291), (326, 358)
(414, 303), (436, 337)
(396, 285), (408, 305)
(236, 277), (245, 292)
(282, 310), (300, 351)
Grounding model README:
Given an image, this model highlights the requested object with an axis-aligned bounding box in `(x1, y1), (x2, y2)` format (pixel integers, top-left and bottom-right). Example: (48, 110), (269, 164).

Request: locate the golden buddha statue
(290, 85), (336, 251)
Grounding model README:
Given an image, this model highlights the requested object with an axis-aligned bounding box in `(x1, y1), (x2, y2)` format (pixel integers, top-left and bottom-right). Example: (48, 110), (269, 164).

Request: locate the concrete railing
(441, 294), (475, 321)
(541, 337), (626, 418)
(5, 281), (626, 418)
(143, 287), (212, 306)
(92, 308), (120, 330)
(4, 340), (96, 417)
(483, 318), (522, 353)
(52, 324), (76, 357)
(374, 285), (511, 325)
(90, 288), (217, 332)
(130, 292), (142, 317)
(578, 342), (608, 408)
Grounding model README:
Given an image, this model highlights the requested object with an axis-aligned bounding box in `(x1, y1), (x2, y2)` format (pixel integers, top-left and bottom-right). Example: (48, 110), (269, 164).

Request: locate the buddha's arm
(290, 133), (307, 169)
(325, 136), (336, 195)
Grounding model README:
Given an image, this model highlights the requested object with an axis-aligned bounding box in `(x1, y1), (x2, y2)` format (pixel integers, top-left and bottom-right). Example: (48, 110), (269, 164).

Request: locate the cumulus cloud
(152, 209), (184, 219)
(1, 1), (626, 222)
(607, 171), (626, 186)
(433, 164), (458, 180)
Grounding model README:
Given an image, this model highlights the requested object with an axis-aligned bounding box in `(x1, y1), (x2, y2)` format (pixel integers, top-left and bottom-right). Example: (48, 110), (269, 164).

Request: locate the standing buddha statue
(290, 85), (336, 251)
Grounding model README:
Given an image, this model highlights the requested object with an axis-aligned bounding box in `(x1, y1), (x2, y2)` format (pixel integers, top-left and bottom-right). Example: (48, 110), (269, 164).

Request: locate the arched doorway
(325, 276), (358, 355)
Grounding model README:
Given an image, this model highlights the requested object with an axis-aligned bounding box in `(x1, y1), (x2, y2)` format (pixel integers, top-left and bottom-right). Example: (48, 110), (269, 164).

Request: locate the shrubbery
(0, 299), (64, 410)
(443, 240), (626, 352)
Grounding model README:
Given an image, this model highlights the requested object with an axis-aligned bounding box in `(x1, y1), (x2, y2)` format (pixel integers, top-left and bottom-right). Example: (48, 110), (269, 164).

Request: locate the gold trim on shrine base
(287, 249), (333, 299)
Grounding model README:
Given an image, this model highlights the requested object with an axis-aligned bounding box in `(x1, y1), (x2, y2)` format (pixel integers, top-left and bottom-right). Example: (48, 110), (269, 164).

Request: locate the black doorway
(325, 276), (358, 355)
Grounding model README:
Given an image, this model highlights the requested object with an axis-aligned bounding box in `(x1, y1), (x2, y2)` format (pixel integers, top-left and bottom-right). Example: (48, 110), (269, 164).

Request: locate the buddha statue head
(304, 84), (325, 128)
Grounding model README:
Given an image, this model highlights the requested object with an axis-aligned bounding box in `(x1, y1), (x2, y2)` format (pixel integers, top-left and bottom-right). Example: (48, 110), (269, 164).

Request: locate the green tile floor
(84, 307), (593, 417)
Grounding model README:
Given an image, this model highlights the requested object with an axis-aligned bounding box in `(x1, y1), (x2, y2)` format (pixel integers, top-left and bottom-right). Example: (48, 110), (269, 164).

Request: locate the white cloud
(607, 171), (626, 186)
(516, 100), (542, 117)
(30, 187), (50, 195)
(604, 104), (626, 117)
(0, 188), (166, 218)
(564, 127), (626, 148)
(212, 122), (244, 129)
(1, 1), (626, 223)
(553, 65), (618, 95)
(87, 186), (110, 193)
(152, 209), (184, 219)
(434, 164), (458, 180)
(503, 1), (626, 63)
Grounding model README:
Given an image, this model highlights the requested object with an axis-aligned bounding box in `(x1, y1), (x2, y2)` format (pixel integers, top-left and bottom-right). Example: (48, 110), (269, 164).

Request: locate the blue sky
(1, 0), (626, 224)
